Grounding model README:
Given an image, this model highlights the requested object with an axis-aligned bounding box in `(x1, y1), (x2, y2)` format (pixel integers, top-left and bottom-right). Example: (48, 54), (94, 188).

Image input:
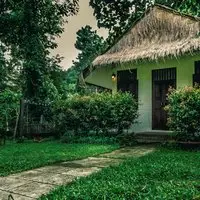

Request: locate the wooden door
(152, 68), (176, 130)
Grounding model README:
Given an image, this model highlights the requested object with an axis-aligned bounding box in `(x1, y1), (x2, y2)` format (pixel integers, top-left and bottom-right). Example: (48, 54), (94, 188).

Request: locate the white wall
(86, 54), (200, 132)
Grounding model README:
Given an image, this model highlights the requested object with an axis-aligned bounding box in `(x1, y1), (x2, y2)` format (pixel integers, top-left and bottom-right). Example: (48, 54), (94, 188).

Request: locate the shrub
(53, 92), (138, 137)
(165, 86), (200, 142)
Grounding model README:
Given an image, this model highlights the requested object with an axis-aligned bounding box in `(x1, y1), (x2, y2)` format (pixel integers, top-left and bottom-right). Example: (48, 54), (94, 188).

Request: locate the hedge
(53, 92), (138, 137)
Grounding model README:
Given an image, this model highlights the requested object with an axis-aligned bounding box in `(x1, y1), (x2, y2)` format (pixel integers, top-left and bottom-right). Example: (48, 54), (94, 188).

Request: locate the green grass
(40, 148), (200, 200)
(0, 141), (118, 176)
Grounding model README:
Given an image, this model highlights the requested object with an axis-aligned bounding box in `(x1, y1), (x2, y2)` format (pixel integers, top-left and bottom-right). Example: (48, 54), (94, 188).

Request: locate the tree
(0, 44), (7, 91)
(89, 0), (152, 44)
(0, 43), (21, 92)
(66, 25), (106, 93)
(155, 0), (182, 8)
(75, 25), (105, 55)
(156, 0), (200, 16)
(0, 0), (79, 101)
(0, 89), (21, 138)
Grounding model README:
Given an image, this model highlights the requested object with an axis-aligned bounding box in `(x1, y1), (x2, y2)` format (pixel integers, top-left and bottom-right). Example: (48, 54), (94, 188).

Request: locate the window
(117, 69), (138, 99)
(193, 61), (200, 85)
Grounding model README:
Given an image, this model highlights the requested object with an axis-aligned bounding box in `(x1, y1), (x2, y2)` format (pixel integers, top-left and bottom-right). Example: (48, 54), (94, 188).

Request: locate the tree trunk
(13, 109), (20, 140)
(19, 99), (25, 138)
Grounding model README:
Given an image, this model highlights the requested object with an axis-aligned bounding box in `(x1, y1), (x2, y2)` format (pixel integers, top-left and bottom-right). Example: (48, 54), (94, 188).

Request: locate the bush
(165, 86), (200, 142)
(53, 92), (138, 137)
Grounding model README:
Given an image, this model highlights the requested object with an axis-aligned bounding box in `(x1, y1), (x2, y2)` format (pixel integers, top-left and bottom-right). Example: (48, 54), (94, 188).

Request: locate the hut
(83, 4), (200, 132)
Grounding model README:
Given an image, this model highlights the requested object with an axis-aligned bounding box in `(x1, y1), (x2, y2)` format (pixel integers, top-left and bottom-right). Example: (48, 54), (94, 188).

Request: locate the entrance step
(134, 131), (174, 144)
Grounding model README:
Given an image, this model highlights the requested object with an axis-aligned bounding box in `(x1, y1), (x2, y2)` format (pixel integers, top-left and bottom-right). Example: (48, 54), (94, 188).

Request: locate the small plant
(165, 86), (200, 142)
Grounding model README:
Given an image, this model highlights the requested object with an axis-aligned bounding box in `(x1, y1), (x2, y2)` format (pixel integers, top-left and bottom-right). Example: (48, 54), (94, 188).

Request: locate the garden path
(0, 145), (155, 200)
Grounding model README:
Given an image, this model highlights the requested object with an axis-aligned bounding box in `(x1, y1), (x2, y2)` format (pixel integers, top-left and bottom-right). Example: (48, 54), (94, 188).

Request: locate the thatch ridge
(92, 4), (200, 66)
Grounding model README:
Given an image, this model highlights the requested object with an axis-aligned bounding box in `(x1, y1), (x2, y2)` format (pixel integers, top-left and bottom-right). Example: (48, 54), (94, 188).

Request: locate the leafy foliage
(40, 149), (200, 200)
(89, 0), (152, 43)
(165, 86), (200, 141)
(75, 25), (105, 54)
(0, 44), (20, 92)
(156, 0), (200, 16)
(0, 44), (8, 91)
(155, 0), (183, 8)
(64, 66), (79, 94)
(66, 25), (106, 94)
(0, 89), (21, 134)
(53, 92), (138, 136)
(0, 0), (79, 101)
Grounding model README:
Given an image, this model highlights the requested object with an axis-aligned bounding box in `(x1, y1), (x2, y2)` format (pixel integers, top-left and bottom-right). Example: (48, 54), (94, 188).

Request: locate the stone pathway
(0, 145), (155, 200)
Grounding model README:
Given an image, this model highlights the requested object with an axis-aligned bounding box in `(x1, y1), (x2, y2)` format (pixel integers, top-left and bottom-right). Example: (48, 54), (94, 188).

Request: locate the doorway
(152, 68), (176, 130)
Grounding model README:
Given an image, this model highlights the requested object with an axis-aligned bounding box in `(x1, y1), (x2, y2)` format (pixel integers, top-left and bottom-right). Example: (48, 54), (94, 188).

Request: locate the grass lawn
(0, 141), (118, 176)
(40, 148), (200, 200)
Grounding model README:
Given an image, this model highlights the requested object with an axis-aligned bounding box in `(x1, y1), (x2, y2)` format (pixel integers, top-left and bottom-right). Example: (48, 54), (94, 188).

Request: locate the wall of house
(85, 66), (114, 89)
(85, 54), (200, 132)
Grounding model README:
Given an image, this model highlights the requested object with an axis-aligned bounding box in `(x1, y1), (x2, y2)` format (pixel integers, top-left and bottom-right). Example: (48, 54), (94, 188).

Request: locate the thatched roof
(93, 4), (200, 66)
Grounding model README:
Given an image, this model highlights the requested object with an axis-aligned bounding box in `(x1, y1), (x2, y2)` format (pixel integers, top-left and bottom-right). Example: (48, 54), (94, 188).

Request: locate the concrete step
(134, 131), (174, 144)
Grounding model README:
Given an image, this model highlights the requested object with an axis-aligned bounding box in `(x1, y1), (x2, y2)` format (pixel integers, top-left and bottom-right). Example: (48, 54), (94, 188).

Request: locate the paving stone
(13, 169), (75, 185)
(0, 190), (33, 200)
(61, 157), (121, 168)
(35, 165), (72, 174)
(30, 173), (75, 185)
(10, 170), (44, 180)
(0, 177), (31, 191)
(65, 167), (100, 177)
(99, 146), (155, 159)
(12, 182), (54, 199)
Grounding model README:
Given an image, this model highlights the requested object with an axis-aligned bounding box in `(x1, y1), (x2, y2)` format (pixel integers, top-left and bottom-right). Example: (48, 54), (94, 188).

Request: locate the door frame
(152, 68), (176, 130)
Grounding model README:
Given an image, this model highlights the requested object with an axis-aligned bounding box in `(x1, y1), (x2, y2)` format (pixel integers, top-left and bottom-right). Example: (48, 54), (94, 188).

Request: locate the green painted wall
(86, 54), (200, 132)
(85, 66), (114, 89)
